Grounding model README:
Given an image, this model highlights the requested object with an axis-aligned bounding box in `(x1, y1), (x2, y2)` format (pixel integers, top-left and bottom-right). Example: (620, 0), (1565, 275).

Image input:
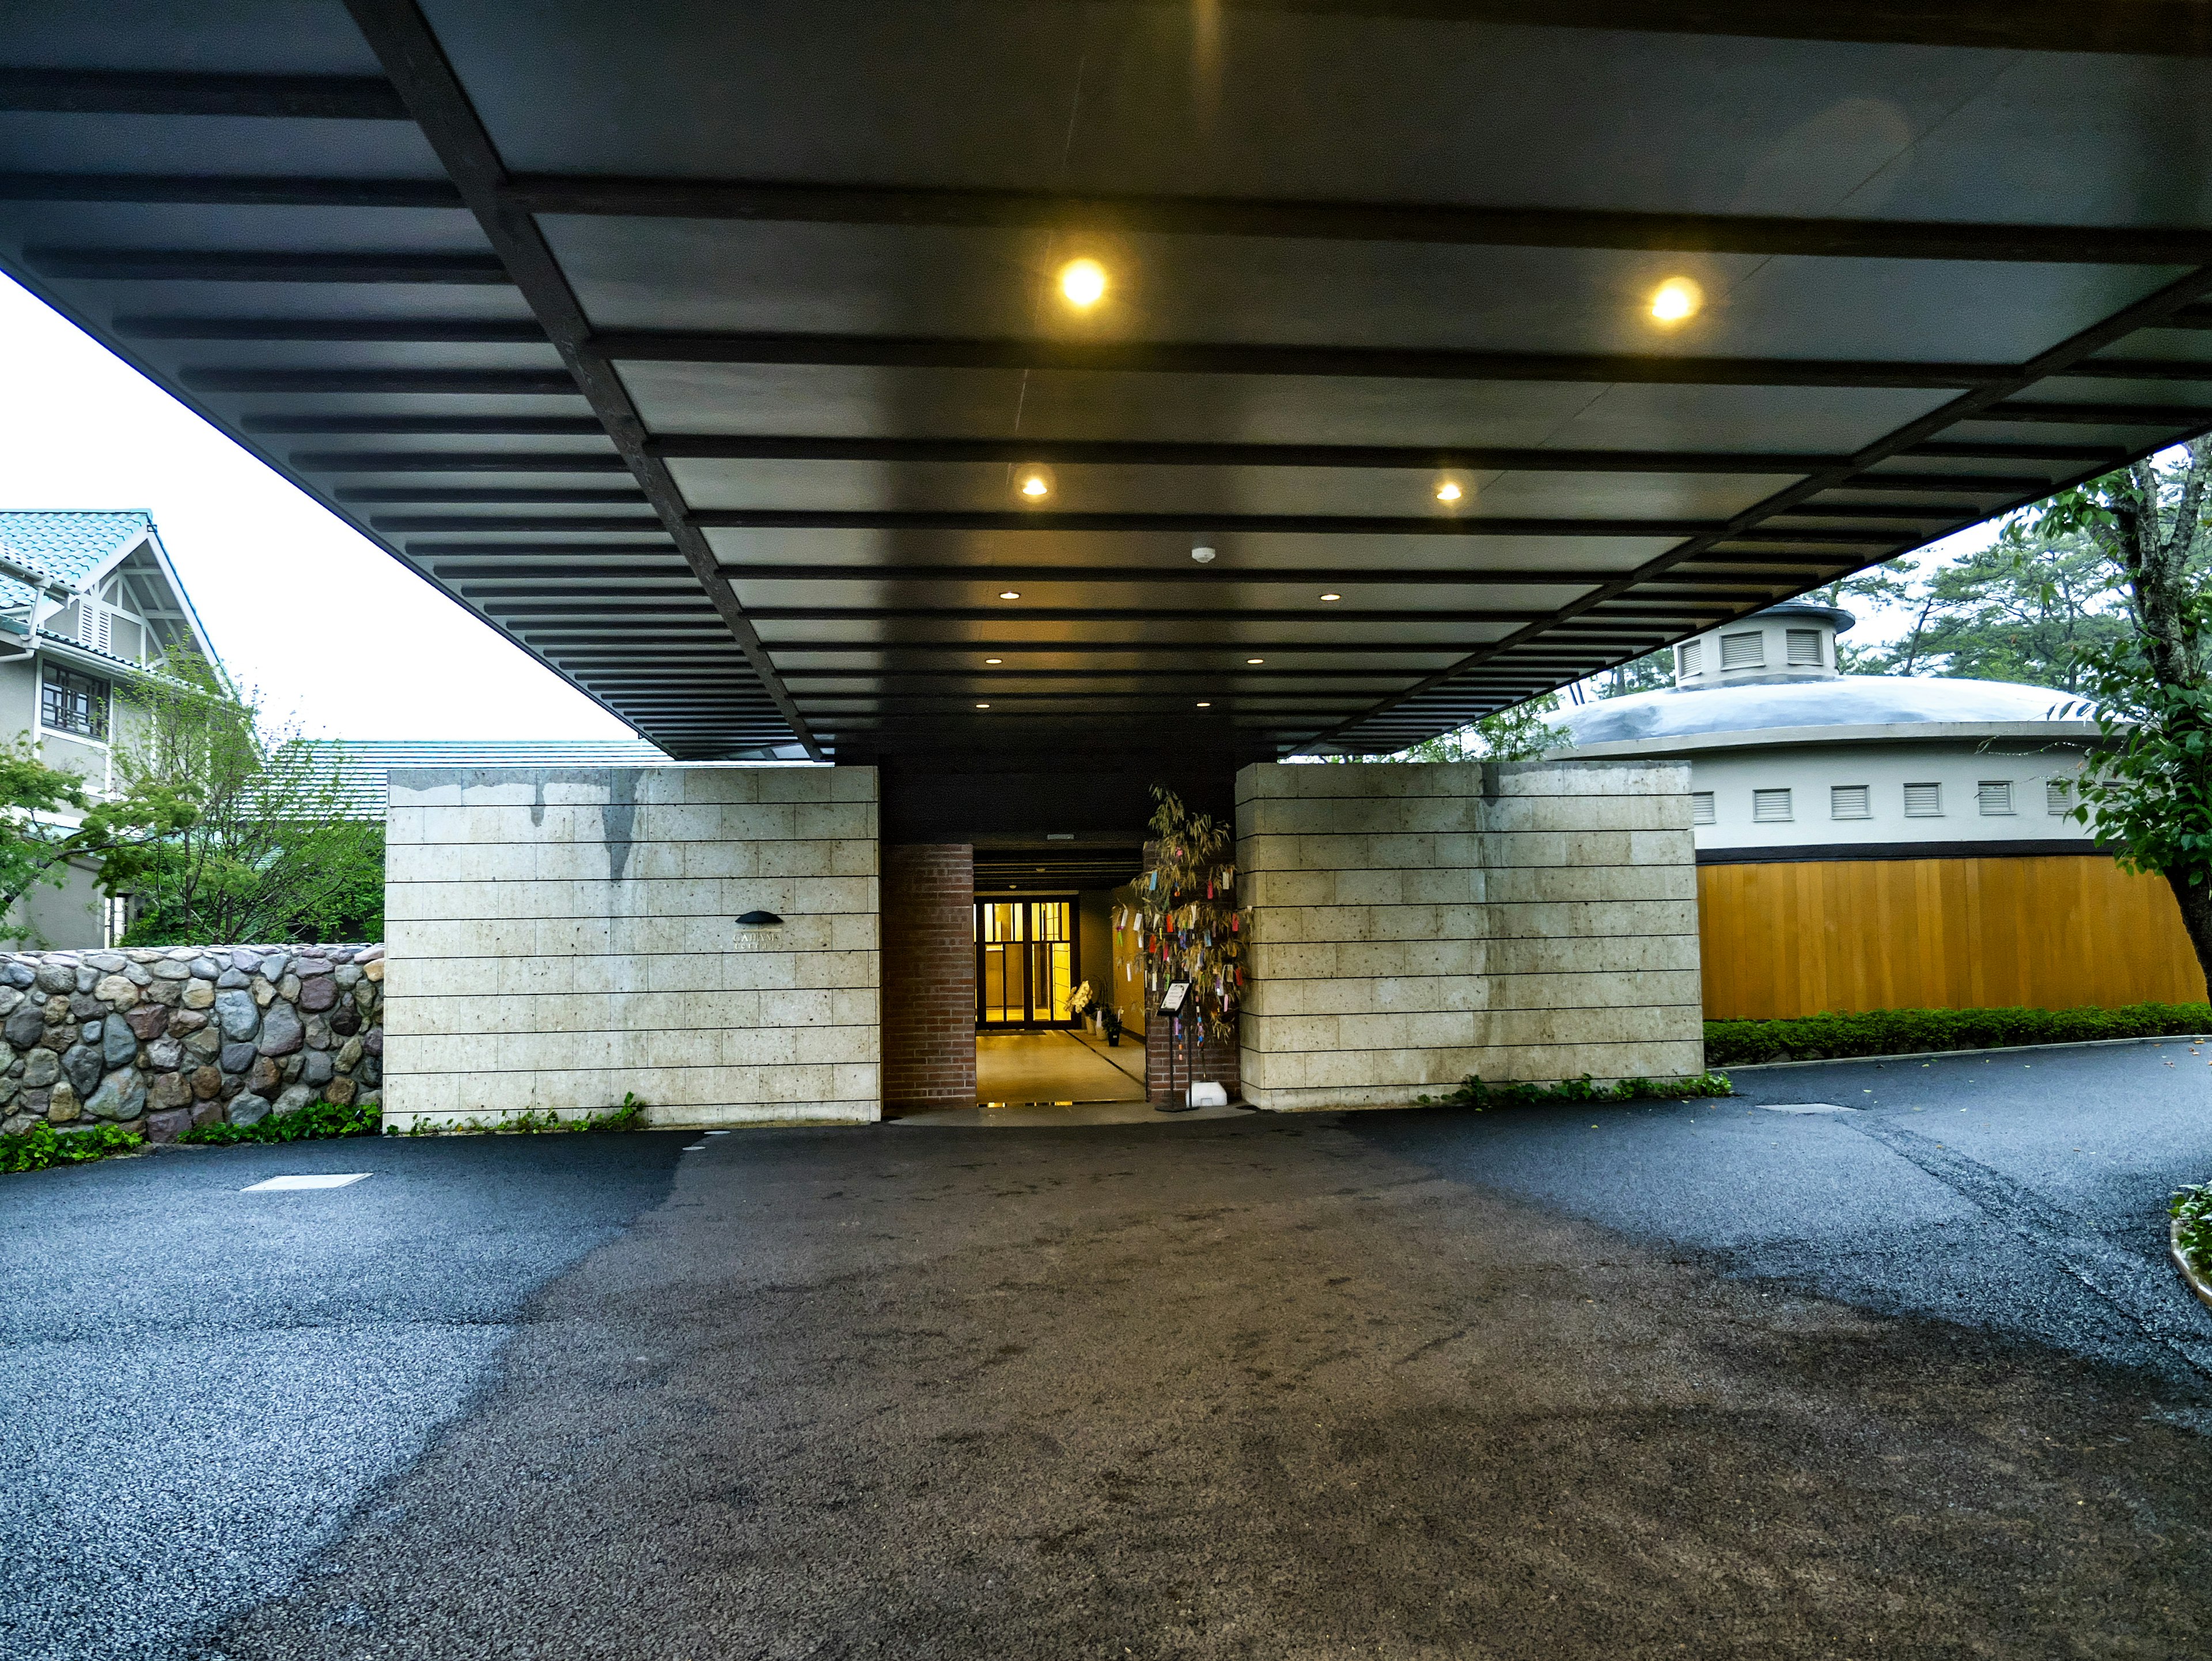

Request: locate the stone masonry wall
(0, 944), (385, 1142)
(384, 765), (880, 1127)
(881, 843), (975, 1113)
(1236, 759), (1703, 1110)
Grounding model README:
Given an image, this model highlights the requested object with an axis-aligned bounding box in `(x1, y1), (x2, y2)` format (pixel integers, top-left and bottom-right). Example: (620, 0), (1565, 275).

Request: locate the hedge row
(1705, 1002), (2212, 1066)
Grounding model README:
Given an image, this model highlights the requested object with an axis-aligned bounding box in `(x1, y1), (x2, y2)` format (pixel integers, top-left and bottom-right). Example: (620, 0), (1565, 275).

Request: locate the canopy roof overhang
(4, 1), (2211, 764)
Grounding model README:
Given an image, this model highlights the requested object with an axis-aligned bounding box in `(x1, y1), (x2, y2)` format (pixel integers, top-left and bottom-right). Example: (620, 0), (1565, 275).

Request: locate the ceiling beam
(336, 487), (646, 504)
(0, 69), (410, 118)
(706, 562), (1775, 591)
(1975, 400), (2212, 427)
(245, 415), (606, 434)
(680, 508), (1887, 541)
(292, 451), (628, 472)
(342, 0), (821, 760)
(183, 369), (578, 395)
(592, 328), (2010, 390)
(24, 248), (510, 283)
(0, 173), (463, 207)
(118, 316), (541, 342)
(502, 171), (2212, 264)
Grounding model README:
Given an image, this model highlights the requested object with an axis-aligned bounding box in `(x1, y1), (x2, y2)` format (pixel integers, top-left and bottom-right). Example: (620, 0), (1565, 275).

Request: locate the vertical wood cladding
(1699, 854), (2209, 1019)
(882, 843), (976, 1111)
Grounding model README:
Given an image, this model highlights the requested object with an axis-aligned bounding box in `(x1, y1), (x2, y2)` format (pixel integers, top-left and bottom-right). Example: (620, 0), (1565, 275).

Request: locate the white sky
(0, 274), (632, 742)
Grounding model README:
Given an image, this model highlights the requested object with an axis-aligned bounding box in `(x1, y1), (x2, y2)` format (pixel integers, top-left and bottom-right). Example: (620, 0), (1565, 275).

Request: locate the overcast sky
(0, 274), (632, 743)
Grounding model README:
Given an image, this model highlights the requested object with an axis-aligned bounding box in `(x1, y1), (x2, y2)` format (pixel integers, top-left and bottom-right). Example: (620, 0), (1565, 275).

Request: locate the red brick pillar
(1146, 1015), (1240, 1106)
(881, 844), (975, 1113)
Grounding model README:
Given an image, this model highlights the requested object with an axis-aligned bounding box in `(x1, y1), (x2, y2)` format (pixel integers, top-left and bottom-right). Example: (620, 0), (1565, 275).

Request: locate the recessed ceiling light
(1247, 657), (1264, 665)
(1320, 592), (1342, 601)
(1018, 473), (1050, 498)
(1196, 701), (1211, 708)
(1435, 481), (1463, 503)
(984, 656), (1002, 664)
(999, 590), (1021, 600)
(1058, 257), (1107, 308)
(975, 702), (991, 709)
(1649, 276), (1702, 324)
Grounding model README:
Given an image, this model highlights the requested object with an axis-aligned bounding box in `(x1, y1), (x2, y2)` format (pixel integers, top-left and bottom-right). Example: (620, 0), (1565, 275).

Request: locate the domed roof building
(1546, 603), (2204, 1021)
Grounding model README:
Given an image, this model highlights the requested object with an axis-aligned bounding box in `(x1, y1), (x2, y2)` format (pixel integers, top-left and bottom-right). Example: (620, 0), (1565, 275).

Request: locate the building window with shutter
(1691, 790), (1715, 824)
(1786, 629), (1823, 667)
(40, 664), (108, 740)
(1720, 631), (1764, 670)
(2047, 778), (2073, 815)
(1978, 780), (2014, 816)
(1752, 788), (1792, 823)
(1677, 640), (1702, 676)
(1830, 784), (1871, 820)
(1904, 782), (1942, 817)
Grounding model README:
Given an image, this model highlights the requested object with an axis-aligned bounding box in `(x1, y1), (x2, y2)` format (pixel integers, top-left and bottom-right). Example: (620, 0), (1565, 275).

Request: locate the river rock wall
(0, 944), (384, 1143)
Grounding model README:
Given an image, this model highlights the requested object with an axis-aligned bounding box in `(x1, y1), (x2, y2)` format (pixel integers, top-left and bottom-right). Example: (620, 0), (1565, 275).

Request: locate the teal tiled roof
(0, 511), (154, 608)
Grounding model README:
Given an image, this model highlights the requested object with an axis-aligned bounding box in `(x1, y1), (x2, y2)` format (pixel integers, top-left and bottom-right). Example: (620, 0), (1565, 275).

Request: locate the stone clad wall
(384, 765), (880, 1128)
(0, 944), (385, 1142)
(1236, 759), (1703, 1110)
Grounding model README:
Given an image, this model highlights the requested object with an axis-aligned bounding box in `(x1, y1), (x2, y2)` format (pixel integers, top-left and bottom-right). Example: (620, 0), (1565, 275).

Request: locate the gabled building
(0, 511), (221, 947)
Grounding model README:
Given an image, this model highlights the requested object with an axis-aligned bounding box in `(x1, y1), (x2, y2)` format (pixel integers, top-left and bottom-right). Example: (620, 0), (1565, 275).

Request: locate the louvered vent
(1978, 780), (2013, 816)
(1719, 631), (1763, 669)
(1678, 641), (1702, 676)
(1786, 629), (1821, 667)
(1691, 790), (1715, 824)
(1830, 785), (1871, 820)
(2046, 778), (2072, 815)
(1904, 782), (1942, 816)
(1752, 788), (1791, 823)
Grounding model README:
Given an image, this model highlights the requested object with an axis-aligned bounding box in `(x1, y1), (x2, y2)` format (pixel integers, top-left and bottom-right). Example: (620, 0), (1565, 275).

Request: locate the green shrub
(1418, 1071), (1735, 1110)
(1705, 1002), (2212, 1067)
(0, 1121), (143, 1175)
(179, 1098), (380, 1145)
(394, 1091), (648, 1136)
(2173, 1184), (2212, 1280)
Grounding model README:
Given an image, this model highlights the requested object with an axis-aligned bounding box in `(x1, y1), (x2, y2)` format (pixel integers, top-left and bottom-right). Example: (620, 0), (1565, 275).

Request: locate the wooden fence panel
(1698, 856), (2206, 1019)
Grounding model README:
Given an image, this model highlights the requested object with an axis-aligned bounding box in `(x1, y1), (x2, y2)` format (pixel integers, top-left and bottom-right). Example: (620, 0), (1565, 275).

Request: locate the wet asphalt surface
(6, 1041), (2212, 1659)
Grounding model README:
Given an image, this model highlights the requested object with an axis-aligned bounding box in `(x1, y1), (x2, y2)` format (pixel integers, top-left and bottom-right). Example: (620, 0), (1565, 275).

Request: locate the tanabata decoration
(1128, 785), (1244, 1043)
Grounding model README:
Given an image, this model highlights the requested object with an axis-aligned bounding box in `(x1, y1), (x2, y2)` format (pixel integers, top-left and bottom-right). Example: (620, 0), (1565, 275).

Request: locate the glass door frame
(975, 894), (1081, 1029)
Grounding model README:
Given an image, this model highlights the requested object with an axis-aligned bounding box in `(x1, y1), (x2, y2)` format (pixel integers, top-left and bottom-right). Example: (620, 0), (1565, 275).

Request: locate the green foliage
(0, 1120), (143, 1175)
(395, 1092), (649, 1136)
(0, 731), (199, 934)
(178, 1097), (380, 1145)
(2172, 1183), (2212, 1280)
(1416, 1071), (1736, 1109)
(1703, 1001), (2212, 1066)
(1591, 650), (1673, 700)
(104, 650), (384, 945)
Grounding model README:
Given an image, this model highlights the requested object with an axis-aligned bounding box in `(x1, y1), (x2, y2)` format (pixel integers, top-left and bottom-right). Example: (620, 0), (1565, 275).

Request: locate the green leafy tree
(2014, 437), (2212, 985)
(1135, 786), (1241, 1044)
(1841, 543), (2126, 690)
(1593, 649), (1672, 699)
(0, 735), (197, 940)
(102, 653), (383, 945)
(1328, 693), (1570, 763)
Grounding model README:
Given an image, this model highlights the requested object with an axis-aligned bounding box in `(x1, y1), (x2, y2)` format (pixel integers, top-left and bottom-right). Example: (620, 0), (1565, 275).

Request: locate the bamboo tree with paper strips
(1122, 785), (1244, 1043)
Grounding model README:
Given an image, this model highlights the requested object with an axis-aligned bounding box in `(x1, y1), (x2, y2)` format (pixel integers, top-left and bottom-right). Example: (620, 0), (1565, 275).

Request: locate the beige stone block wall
(1236, 759), (1703, 1111)
(384, 765), (880, 1128)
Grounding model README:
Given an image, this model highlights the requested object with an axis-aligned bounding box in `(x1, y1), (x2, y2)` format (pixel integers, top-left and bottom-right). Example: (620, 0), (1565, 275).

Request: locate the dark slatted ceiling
(0, 4), (2209, 760)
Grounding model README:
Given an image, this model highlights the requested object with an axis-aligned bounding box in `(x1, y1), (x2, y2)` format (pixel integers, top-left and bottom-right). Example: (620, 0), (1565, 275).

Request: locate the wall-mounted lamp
(734, 910), (785, 930)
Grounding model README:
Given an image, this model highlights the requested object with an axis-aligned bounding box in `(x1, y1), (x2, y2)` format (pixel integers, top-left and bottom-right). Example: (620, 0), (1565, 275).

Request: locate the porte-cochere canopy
(4, 2), (2211, 762)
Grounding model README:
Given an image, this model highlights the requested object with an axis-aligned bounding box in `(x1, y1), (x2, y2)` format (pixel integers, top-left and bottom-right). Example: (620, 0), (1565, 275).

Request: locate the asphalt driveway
(7, 1040), (2212, 1659)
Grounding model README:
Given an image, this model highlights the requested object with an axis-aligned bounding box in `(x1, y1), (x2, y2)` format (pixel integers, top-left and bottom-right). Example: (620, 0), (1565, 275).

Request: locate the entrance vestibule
(975, 896), (1077, 1027)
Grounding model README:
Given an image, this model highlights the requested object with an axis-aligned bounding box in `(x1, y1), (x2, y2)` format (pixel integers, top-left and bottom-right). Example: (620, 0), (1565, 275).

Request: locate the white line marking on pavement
(1756, 1103), (1855, 1114)
(241, 1174), (370, 1191)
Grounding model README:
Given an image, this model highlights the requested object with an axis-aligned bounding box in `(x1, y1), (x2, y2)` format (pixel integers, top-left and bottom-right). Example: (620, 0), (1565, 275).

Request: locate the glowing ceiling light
(1649, 276), (1703, 324)
(1435, 481), (1463, 503)
(1196, 701), (1211, 708)
(999, 590), (1021, 600)
(1319, 592), (1342, 601)
(975, 702), (991, 709)
(984, 656), (1002, 664)
(1058, 257), (1107, 308)
(1247, 657), (1264, 665)
(1018, 473), (1050, 498)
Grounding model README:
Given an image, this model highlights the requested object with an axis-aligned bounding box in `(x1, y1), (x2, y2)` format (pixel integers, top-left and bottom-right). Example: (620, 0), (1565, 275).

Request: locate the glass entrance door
(976, 898), (1076, 1026)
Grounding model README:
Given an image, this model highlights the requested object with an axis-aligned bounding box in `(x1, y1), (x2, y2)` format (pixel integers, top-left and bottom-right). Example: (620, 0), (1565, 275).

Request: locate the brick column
(1145, 1013), (1241, 1106)
(881, 843), (975, 1113)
